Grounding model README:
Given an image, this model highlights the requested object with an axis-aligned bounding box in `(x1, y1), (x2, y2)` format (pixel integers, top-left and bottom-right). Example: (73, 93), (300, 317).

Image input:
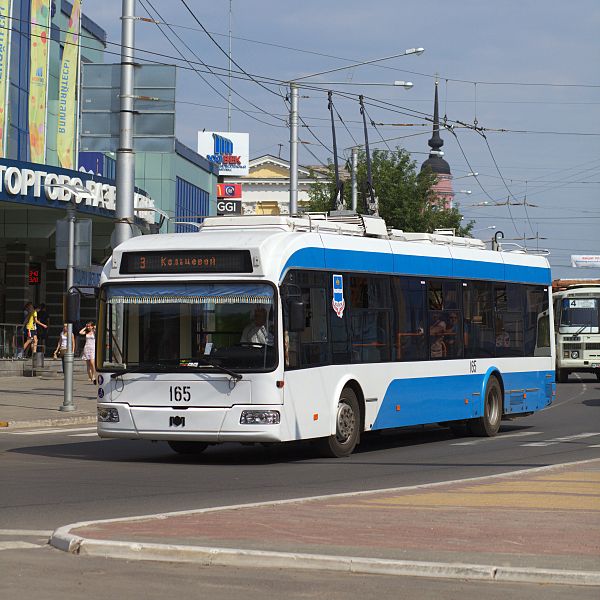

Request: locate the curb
(0, 415), (96, 429)
(49, 527), (600, 586)
(49, 459), (600, 587)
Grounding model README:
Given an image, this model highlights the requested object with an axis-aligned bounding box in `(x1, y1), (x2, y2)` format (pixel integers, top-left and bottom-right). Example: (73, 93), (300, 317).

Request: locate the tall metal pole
(227, 0), (232, 132)
(351, 146), (358, 212)
(114, 0), (136, 248)
(289, 83), (298, 215)
(60, 201), (76, 412)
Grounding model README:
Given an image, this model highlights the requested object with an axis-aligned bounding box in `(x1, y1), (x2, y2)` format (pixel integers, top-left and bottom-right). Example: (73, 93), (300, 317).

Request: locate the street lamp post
(49, 184), (93, 412)
(288, 48), (424, 215)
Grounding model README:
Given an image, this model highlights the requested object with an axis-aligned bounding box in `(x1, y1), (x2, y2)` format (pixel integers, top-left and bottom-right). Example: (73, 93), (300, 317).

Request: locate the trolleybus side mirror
(288, 300), (306, 332)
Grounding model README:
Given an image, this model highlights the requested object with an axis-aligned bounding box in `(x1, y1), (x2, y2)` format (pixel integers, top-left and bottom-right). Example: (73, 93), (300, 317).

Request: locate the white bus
(553, 284), (600, 383)
(96, 214), (555, 457)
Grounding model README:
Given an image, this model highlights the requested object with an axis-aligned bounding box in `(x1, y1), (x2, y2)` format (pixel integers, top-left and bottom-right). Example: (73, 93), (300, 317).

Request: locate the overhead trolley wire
(140, 0), (286, 128)
(178, 0), (284, 99)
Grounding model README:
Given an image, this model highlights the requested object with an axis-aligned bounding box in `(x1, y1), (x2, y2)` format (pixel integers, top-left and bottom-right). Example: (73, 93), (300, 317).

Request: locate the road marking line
(451, 431), (543, 445)
(522, 432), (600, 447)
(10, 426), (97, 435)
(0, 541), (43, 551)
(69, 433), (98, 437)
(0, 529), (52, 537)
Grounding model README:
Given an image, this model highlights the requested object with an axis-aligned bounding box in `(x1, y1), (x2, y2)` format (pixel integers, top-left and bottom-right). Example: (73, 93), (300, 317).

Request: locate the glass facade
(175, 176), (210, 233)
(6, 0), (106, 164)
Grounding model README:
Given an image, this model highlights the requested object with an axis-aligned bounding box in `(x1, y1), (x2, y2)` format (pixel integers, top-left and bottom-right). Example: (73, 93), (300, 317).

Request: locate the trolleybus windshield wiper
(110, 363), (170, 379)
(195, 357), (243, 381)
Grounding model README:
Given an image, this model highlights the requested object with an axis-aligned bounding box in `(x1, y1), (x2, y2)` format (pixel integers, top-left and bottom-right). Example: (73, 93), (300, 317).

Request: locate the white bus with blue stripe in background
(552, 281), (600, 383)
(96, 214), (555, 458)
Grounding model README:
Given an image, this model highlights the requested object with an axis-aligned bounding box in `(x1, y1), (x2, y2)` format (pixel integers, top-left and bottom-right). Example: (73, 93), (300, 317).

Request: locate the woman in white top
(53, 324), (75, 374)
(79, 322), (97, 384)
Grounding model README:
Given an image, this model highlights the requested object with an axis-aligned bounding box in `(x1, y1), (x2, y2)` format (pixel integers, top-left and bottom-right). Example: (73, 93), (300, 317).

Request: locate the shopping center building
(0, 1), (218, 360)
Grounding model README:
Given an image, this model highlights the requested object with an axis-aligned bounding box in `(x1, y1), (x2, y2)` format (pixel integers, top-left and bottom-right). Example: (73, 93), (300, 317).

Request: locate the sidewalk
(0, 372), (97, 428)
(52, 459), (600, 586)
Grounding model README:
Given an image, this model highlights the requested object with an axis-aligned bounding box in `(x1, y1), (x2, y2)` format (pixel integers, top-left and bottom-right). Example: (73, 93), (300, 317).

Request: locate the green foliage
(305, 147), (473, 236)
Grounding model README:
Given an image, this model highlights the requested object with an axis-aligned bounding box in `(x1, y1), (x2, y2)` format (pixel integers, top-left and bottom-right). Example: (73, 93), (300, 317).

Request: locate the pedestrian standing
(79, 322), (97, 384)
(53, 323), (75, 373)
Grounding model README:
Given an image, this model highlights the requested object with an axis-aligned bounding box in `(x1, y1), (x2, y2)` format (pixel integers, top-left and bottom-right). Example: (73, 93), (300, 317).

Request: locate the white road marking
(521, 432), (600, 447)
(0, 541), (42, 551)
(0, 529), (52, 537)
(69, 432), (99, 437)
(451, 431), (543, 446)
(10, 426), (97, 436)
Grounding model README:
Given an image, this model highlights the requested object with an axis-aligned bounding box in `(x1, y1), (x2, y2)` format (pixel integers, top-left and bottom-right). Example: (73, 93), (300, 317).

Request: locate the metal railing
(0, 323), (24, 360)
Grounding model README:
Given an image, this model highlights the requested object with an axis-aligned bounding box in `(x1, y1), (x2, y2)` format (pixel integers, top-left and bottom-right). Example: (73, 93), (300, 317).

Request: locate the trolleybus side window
(524, 285), (551, 356)
(494, 283), (524, 357)
(463, 281), (495, 358)
(282, 270), (329, 368)
(392, 277), (427, 362)
(427, 280), (463, 360)
(348, 275), (392, 363)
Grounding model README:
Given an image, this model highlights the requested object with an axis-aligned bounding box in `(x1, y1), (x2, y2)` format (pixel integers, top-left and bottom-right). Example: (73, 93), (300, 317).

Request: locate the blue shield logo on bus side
(332, 274), (345, 318)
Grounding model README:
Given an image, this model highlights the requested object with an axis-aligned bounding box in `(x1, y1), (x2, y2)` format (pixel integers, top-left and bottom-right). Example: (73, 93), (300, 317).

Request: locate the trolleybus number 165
(170, 386), (191, 402)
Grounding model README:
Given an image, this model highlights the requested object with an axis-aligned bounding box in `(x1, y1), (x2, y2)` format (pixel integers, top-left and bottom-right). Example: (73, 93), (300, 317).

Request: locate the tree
(305, 147), (472, 236)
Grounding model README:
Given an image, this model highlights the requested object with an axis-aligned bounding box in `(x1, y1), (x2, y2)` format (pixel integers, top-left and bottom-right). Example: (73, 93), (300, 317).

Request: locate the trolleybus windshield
(98, 283), (277, 372)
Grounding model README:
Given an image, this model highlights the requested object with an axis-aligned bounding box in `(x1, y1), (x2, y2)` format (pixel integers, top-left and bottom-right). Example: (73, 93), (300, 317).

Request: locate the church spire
(420, 79), (450, 176)
(428, 79), (444, 153)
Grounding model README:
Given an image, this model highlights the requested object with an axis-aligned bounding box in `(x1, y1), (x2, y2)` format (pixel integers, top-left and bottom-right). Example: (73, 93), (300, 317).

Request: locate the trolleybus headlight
(571, 350), (579, 359)
(98, 407), (120, 422)
(240, 410), (280, 425)
(563, 350), (569, 358)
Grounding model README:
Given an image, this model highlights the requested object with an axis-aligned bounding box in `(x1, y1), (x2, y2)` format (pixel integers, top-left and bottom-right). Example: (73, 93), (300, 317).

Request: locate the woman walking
(79, 322), (97, 384)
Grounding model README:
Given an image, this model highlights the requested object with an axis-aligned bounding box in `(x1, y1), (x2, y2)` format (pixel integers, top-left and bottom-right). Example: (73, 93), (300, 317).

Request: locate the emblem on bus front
(332, 274), (345, 318)
(169, 416), (186, 427)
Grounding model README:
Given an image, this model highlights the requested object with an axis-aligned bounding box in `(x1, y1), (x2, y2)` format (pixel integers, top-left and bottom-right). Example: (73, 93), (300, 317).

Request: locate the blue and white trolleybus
(96, 214), (555, 457)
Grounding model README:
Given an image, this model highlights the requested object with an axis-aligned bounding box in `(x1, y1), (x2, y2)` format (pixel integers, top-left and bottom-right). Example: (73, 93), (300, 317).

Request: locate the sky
(86, 0), (600, 280)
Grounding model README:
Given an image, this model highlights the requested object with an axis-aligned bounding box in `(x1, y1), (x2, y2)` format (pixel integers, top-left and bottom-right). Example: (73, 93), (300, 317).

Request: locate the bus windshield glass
(560, 297), (599, 333)
(98, 283), (277, 372)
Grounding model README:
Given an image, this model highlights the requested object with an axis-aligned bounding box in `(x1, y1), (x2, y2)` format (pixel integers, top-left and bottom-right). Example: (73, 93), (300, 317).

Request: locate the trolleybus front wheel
(470, 376), (502, 437)
(317, 387), (360, 458)
(168, 441), (209, 455)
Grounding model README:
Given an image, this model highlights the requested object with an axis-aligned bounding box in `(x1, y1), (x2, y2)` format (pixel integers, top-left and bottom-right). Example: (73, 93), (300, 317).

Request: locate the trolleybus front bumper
(97, 402), (285, 443)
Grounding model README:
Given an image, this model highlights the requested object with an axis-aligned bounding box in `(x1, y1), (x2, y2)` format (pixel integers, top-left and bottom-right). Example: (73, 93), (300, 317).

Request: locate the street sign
(217, 183), (242, 198)
(217, 199), (242, 215)
(81, 64), (176, 153)
(55, 218), (92, 269)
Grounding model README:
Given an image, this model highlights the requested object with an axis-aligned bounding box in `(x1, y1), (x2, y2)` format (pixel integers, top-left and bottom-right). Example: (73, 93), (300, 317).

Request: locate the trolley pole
(351, 146), (358, 212)
(114, 0), (136, 248)
(60, 200), (76, 412)
(289, 82), (298, 216)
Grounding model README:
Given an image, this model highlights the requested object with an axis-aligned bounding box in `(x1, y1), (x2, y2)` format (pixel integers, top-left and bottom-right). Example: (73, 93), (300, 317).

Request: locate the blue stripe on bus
(281, 247), (550, 285)
(371, 370), (554, 430)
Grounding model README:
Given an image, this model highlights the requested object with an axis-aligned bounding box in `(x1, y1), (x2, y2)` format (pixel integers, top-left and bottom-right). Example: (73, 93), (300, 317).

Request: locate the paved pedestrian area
(0, 374), (97, 428)
(65, 460), (600, 575)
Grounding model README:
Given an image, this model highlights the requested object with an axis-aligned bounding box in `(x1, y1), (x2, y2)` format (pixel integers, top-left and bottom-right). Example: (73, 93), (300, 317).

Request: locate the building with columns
(223, 155), (327, 215)
(420, 82), (454, 209)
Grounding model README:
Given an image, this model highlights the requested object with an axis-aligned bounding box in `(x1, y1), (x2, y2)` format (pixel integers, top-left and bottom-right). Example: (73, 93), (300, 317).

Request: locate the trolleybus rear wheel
(317, 387), (360, 458)
(168, 441), (209, 455)
(470, 377), (502, 437)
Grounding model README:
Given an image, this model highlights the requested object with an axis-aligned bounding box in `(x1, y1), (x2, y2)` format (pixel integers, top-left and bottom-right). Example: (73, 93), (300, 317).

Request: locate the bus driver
(241, 306), (273, 346)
